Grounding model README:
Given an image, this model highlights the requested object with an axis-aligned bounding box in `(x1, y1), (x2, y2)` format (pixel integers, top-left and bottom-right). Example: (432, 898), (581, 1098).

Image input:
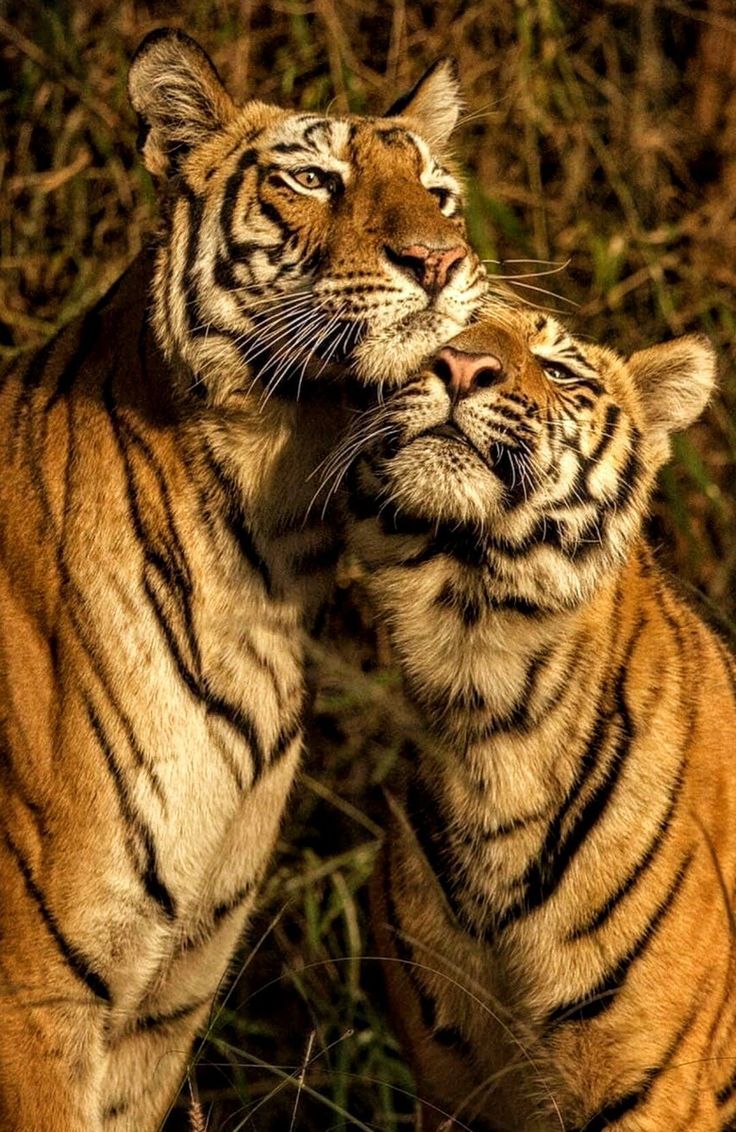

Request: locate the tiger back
(347, 303), (736, 1131)
(0, 28), (485, 1132)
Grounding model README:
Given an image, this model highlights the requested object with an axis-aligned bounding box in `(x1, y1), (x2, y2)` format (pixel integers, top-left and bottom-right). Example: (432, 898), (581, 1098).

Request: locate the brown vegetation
(2, 2), (734, 1127)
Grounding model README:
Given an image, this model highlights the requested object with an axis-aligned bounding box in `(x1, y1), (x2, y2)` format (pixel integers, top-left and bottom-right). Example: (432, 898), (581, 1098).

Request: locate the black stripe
(303, 119), (332, 148)
(204, 450), (273, 595)
(569, 1084), (652, 1132)
(568, 984), (704, 1131)
(568, 607), (692, 941)
(3, 831), (111, 1002)
(271, 141), (309, 154)
(718, 1070), (736, 1107)
(103, 381), (267, 784)
(473, 646), (555, 737)
(608, 441), (642, 514)
(548, 853), (692, 1025)
(177, 880), (256, 953)
(0, 725), (48, 838)
(375, 126), (414, 148)
(72, 631), (166, 804)
(203, 691), (266, 784)
(85, 698), (176, 920)
(457, 807), (548, 847)
(43, 259), (132, 412)
(259, 198), (295, 241)
(713, 635), (736, 705)
(181, 185), (207, 333)
(212, 881), (255, 925)
(9, 336), (57, 456)
(403, 773), (468, 927)
(107, 396), (202, 684)
(270, 717), (302, 764)
(408, 524), (488, 569)
(220, 148), (259, 261)
(498, 616), (644, 933)
(47, 360), (162, 798)
(567, 758), (683, 939)
(586, 403), (621, 466)
(132, 995), (209, 1034)
(384, 58), (456, 118)
(434, 578), (483, 626)
(484, 592), (543, 616)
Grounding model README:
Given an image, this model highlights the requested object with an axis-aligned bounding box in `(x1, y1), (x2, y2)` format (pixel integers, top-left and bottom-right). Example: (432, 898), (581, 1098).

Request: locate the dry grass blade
(288, 1030), (316, 1132)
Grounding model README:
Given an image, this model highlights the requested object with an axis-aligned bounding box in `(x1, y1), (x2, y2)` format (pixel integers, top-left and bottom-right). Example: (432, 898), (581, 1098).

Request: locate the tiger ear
(128, 28), (236, 178)
(384, 58), (463, 149)
(628, 334), (717, 441)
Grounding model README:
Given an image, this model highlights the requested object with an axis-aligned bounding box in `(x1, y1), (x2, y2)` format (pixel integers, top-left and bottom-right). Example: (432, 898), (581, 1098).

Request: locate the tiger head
(348, 302), (717, 611)
(128, 29), (486, 404)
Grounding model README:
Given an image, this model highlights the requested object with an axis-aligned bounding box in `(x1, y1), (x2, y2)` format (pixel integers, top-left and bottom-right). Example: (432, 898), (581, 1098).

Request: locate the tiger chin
(347, 303), (736, 1131)
(0, 27), (485, 1132)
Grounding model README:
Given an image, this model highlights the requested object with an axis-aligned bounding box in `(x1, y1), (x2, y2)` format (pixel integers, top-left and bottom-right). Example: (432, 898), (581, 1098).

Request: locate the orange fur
(0, 29), (485, 1131)
(349, 304), (736, 1130)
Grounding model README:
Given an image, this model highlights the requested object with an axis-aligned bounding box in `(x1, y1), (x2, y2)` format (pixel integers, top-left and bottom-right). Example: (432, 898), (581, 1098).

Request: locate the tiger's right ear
(128, 28), (236, 178)
(384, 58), (463, 150)
(628, 334), (717, 439)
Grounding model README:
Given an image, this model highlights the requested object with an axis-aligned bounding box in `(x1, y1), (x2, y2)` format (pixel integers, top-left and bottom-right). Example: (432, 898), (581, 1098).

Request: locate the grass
(2, 1), (735, 1128)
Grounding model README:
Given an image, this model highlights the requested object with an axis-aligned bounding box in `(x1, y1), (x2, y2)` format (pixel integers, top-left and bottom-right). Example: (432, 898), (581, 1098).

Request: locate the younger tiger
(347, 304), (736, 1130)
(0, 28), (484, 1132)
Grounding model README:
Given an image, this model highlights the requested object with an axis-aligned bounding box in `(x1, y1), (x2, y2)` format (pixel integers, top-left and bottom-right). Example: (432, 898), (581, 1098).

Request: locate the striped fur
(347, 304), (736, 1130)
(0, 29), (484, 1132)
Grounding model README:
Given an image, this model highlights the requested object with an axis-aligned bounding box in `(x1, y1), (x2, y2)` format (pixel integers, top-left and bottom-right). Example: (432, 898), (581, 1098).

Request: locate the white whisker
(486, 277), (579, 307)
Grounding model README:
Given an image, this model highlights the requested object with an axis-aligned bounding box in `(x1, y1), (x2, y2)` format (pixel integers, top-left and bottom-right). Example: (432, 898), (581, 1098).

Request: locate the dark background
(2, 1), (735, 1127)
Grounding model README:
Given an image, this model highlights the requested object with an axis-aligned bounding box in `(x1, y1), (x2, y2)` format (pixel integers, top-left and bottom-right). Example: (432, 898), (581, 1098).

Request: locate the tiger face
(349, 302), (716, 611)
(128, 30), (486, 404)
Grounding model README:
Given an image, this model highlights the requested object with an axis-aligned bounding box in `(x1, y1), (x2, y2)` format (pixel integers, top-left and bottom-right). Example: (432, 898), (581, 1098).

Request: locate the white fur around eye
(420, 168), (461, 217)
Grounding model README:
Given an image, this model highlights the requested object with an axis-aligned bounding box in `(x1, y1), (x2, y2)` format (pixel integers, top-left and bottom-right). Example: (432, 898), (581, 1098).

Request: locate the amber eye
(543, 362), (575, 383)
(291, 167), (336, 191)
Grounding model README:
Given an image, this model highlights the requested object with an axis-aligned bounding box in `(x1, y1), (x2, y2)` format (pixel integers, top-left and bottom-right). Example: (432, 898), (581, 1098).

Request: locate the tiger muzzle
(386, 242), (467, 296)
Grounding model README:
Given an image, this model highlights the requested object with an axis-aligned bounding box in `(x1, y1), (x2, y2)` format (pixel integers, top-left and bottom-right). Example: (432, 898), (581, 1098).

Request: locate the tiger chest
(66, 550), (307, 1018)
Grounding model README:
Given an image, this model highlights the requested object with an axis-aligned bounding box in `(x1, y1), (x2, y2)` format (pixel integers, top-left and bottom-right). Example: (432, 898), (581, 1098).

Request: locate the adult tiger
(0, 28), (485, 1132)
(346, 304), (736, 1130)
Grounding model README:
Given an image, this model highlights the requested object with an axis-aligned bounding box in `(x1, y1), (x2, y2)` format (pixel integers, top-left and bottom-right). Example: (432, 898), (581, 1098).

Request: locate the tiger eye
(292, 167), (326, 189)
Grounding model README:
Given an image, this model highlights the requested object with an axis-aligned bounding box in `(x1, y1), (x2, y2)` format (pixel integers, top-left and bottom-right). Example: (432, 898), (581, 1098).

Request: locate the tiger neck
(115, 257), (348, 618)
(380, 544), (653, 801)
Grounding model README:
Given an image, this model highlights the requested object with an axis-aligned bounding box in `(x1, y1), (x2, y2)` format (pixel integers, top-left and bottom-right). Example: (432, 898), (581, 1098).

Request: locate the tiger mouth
(424, 421), (470, 444)
(413, 423), (530, 496)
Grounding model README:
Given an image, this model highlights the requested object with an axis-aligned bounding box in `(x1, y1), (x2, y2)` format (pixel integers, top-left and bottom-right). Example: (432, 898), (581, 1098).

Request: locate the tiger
(0, 26), (485, 1132)
(346, 302), (736, 1131)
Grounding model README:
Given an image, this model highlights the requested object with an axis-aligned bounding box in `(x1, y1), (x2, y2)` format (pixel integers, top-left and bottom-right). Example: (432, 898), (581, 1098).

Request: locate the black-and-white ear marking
(628, 333), (717, 440)
(128, 27), (236, 178)
(384, 57), (463, 149)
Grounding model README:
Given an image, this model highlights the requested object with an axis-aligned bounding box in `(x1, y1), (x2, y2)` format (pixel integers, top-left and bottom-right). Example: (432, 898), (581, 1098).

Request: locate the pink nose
(432, 346), (504, 399)
(392, 243), (466, 294)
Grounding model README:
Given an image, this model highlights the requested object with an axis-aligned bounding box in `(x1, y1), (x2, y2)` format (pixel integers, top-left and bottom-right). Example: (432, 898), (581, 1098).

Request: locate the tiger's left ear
(384, 58), (463, 149)
(628, 334), (717, 441)
(128, 28), (237, 179)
